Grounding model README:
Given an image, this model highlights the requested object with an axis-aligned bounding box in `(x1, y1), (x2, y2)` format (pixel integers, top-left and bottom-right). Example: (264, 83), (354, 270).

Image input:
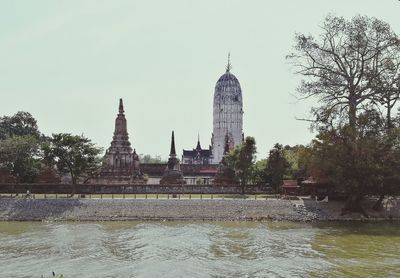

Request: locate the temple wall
(0, 183), (269, 194)
(147, 177), (161, 184)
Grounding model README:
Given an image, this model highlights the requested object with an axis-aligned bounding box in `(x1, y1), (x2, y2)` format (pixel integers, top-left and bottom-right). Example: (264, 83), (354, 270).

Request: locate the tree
(287, 15), (400, 132)
(288, 14), (400, 214)
(43, 133), (103, 194)
(224, 136), (257, 193)
(252, 159), (268, 185)
(308, 110), (400, 214)
(0, 112), (42, 182)
(264, 143), (290, 192)
(0, 135), (41, 183)
(370, 124), (400, 210)
(373, 62), (400, 129)
(283, 145), (312, 179)
(139, 154), (166, 164)
(0, 111), (40, 139)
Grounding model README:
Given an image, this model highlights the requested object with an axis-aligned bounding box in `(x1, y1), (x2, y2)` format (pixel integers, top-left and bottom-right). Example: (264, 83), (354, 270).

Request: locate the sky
(1, 0), (399, 160)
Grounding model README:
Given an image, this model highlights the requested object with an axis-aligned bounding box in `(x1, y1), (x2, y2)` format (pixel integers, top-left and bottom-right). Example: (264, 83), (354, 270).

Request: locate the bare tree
(287, 14), (400, 131)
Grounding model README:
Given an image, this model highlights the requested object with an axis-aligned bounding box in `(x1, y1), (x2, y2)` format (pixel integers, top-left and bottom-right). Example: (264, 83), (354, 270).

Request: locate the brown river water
(0, 221), (399, 277)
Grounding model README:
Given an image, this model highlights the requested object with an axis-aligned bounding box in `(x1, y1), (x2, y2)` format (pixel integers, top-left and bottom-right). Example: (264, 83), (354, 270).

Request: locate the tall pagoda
(98, 98), (144, 184)
(211, 54), (244, 164)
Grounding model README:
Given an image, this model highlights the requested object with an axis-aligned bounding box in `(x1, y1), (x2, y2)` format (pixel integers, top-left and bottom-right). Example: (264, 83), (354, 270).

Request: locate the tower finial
(226, 52), (232, 72)
(196, 133), (201, 150)
(170, 131), (176, 156)
(119, 98), (124, 114)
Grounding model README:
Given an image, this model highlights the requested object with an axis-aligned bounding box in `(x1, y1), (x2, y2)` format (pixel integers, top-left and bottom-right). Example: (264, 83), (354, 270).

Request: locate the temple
(182, 135), (213, 165)
(97, 98), (144, 184)
(160, 131), (185, 184)
(211, 54), (244, 163)
(181, 55), (244, 165)
(0, 56), (246, 186)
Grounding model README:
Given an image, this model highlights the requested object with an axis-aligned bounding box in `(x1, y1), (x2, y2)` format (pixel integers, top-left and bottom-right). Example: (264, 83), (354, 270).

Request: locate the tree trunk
(386, 100), (392, 130)
(341, 194), (369, 217)
(70, 173), (76, 197)
(373, 195), (385, 211)
(71, 183), (76, 197)
(68, 165), (76, 197)
(348, 96), (357, 133)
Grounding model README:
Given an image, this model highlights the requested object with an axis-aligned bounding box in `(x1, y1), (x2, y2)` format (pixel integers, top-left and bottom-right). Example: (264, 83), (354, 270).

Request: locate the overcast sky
(1, 0), (399, 159)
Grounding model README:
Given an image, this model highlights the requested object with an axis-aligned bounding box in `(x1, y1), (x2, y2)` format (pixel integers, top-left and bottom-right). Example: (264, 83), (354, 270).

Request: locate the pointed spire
(170, 131), (176, 156)
(226, 52), (232, 72)
(196, 133), (201, 150)
(119, 98), (124, 114)
(113, 98), (128, 136)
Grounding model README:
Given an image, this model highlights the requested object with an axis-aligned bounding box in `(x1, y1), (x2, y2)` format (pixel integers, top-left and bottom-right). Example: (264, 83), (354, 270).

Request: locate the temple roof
(183, 137), (212, 158)
(182, 149), (212, 158)
(196, 135), (201, 150)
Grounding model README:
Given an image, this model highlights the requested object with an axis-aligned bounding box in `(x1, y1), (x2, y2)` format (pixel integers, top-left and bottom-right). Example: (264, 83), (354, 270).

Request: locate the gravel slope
(0, 198), (398, 221)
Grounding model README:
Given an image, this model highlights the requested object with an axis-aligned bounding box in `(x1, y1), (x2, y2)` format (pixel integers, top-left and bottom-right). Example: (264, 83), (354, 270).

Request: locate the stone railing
(0, 183), (269, 195)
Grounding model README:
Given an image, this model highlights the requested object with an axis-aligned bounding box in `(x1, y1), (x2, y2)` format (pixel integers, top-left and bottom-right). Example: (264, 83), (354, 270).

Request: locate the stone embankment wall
(0, 183), (267, 194)
(0, 198), (399, 222)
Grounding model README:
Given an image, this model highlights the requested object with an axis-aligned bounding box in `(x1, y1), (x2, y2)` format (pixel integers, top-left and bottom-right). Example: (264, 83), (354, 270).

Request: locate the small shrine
(160, 131), (185, 185)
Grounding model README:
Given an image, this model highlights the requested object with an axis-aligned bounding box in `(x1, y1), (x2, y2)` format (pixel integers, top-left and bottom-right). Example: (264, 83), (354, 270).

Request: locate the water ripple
(0, 221), (399, 277)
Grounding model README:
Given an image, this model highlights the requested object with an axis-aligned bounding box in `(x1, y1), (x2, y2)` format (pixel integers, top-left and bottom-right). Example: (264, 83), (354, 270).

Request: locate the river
(0, 221), (399, 277)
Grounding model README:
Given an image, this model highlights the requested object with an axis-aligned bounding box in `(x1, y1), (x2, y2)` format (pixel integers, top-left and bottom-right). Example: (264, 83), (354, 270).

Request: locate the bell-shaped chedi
(160, 131), (185, 185)
(98, 98), (145, 184)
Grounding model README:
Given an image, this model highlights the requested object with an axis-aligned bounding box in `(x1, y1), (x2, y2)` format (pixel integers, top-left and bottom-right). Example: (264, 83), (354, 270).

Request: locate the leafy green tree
(214, 153), (237, 185)
(283, 145), (312, 179)
(43, 133), (103, 194)
(0, 135), (41, 183)
(0, 111), (42, 182)
(252, 159), (268, 185)
(224, 136), (257, 193)
(264, 143), (290, 191)
(309, 110), (400, 214)
(0, 111), (40, 139)
(370, 125), (400, 210)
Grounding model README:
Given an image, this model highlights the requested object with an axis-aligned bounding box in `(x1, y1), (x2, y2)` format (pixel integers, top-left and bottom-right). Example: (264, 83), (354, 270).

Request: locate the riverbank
(0, 198), (399, 221)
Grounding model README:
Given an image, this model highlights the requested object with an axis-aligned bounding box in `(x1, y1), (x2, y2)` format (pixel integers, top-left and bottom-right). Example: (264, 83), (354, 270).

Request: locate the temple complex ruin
(97, 99), (145, 184)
